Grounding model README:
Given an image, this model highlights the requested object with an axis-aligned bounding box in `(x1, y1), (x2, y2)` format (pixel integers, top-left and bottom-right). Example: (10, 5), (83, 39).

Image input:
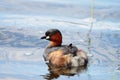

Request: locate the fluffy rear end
(71, 50), (88, 67)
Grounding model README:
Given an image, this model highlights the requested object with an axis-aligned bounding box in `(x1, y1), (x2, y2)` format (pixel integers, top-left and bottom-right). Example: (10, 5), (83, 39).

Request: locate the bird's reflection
(42, 63), (88, 80)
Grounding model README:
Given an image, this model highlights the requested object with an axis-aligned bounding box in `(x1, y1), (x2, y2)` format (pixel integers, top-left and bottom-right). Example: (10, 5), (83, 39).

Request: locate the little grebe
(41, 29), (88, 67)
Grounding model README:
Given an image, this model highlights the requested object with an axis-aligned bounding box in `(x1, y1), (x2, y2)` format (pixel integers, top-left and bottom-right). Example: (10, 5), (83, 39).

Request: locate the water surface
(0, 0), (120, 80)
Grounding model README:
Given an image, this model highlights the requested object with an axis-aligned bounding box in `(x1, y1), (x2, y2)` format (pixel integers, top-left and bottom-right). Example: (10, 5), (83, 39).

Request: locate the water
(0, 0), (120, 80)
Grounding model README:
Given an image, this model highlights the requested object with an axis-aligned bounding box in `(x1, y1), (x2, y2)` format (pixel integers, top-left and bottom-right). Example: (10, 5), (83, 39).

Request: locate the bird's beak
(41, 36), (50, 40)
(41, 36), (46, 39)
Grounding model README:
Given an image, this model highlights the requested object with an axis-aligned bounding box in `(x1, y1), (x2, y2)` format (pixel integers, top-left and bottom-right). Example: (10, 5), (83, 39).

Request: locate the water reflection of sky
(21, 0), (120, 6)
(0, 0), (120, 80)
(0, 0), (120, 22)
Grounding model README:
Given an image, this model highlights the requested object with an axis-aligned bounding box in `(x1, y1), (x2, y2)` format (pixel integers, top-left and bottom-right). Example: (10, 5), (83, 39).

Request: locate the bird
(41, 29), (88, 67)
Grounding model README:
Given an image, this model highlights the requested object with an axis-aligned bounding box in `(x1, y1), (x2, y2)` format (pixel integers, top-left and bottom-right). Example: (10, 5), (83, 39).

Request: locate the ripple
(0, 30), (46, 48)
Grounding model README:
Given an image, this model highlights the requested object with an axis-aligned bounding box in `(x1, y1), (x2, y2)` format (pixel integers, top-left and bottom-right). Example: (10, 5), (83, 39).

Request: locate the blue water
(0, 0), (120, 21)
(0, 0), (120, 80)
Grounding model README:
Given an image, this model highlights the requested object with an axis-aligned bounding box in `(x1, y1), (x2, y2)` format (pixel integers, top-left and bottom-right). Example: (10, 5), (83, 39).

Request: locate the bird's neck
(49, 41), (62, 47)
(48, 32), (62, 47)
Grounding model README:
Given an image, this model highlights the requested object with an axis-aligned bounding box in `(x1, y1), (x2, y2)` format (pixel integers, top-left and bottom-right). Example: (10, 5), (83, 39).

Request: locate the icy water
(0, 0), (120, 80)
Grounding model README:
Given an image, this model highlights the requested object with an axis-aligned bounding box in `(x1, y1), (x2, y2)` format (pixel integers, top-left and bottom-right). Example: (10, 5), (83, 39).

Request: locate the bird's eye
(45, 31), (50, 36)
